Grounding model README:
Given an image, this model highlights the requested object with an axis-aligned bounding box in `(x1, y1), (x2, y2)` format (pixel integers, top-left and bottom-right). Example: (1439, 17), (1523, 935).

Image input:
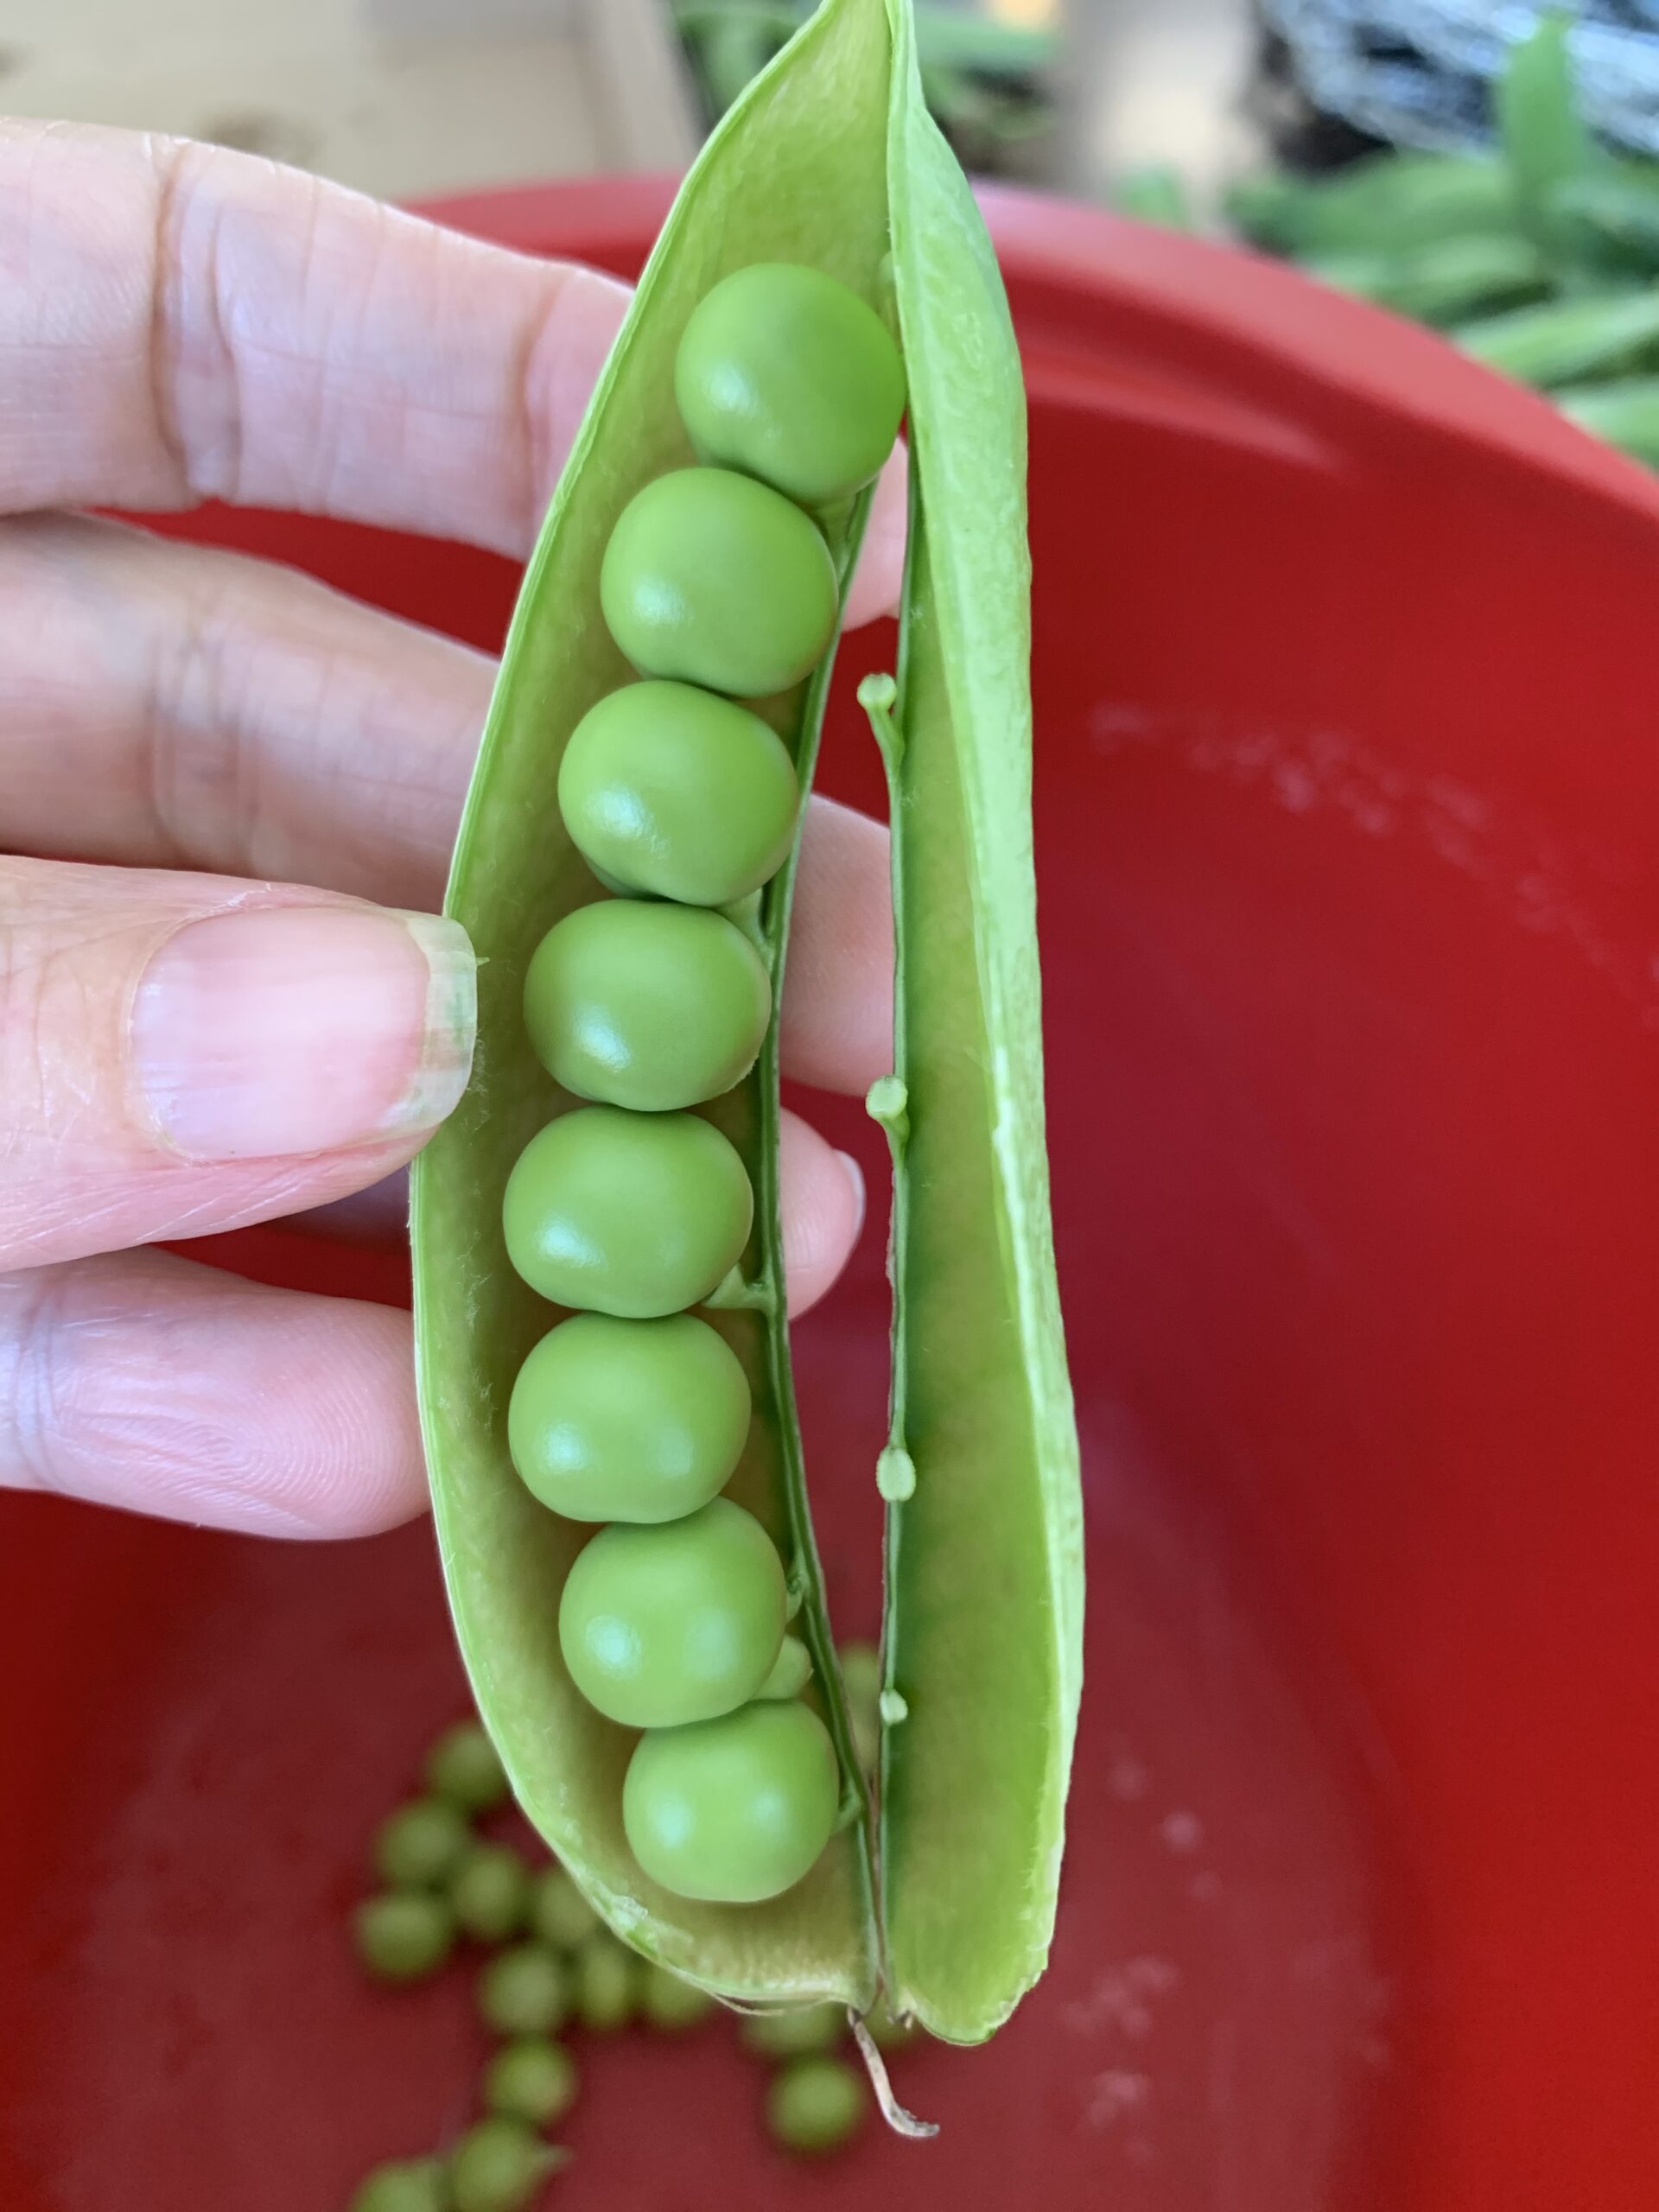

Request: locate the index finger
(0, 120), (625, 549)
(0, 118), (907, 619)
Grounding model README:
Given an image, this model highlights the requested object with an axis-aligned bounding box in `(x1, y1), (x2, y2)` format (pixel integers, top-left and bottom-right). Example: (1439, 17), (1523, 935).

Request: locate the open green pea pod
(411, 0), (1081, 2051)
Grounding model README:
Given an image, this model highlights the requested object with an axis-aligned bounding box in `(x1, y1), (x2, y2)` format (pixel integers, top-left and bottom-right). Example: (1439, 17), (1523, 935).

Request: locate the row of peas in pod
(500, 263), (906, 1906)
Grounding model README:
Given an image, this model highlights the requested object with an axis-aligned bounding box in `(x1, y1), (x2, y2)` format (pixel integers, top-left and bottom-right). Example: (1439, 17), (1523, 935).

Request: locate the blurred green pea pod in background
(1452, 286), (1659, 389)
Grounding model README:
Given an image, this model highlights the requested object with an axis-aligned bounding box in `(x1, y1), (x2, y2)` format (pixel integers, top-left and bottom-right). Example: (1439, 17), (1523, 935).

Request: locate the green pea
(355, 1892), (456, 1983)
(527, 1866), (601, 1950)
(837, 1638), (882, 1775)
(864, 1993), (919, 2051)
(449, 2118), (565, 2212)
(374, 1796), (473, 1891)
(508, 1313), (751, 1525)
(766, 2053), (868, 2156)
(478, 1941), (570, 2037)
(557, 681), (800, 907)
(573, 1931), (639, 2031)
(622, 1700), (840, 1904)
(349, 2158), (448, 2212)
(502, 1105), (753, 1318)
(601, 467), (838, 698)
(450, 1841), (531, 1944)
(559, 1497), (786, 1729)
(740, 1999), (845, 2058)
(754, 1633), (813, 1700)
(425, 1719), (511, 1815)
(523, 899), (772, 1112)
(676, 263), (906, 506)
(639, 1962), (718, 2032)
(484, 2037), (579, 2128)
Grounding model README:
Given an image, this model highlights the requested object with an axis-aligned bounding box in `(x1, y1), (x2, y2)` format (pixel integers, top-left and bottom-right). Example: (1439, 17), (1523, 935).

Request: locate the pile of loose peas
(349, 1695), (909, 2211)
(499, 262), (907, 1908)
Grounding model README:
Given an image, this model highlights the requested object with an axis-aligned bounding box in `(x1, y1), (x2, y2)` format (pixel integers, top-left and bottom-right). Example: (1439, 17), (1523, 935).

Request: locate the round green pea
(484, 2037), (579, 2128)
(450, 1841), (531, 1944)
(527, 1866), (601, 1951)
(766, 2054), (868, 2157)
(425, 1719), (510, 1815)
(640, 1962), (718, 2032)
(374, 1797), (473, 1891)
(676, 263), (906, 507)
(503, 1106), (753, 1318)
(622, 1700), (840, 1904)
(355, 1892), (456, 1984)
(350, 2158), (448, 2212)
(523, 899), (772, 1112)
(559, 1497), (786, 1729)
(601, 467), (838, 698)
(509, 1313), (751, 1525)
(573, 1932), (639, 2032)
(450, 2118), (564, 2212)
(741, 1999), (845, 2059)
(478, 1942), (570, 2037)
(557, 682), (799, 906)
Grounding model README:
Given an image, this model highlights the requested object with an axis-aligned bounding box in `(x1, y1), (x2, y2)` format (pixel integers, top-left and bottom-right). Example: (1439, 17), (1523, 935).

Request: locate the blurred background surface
(0, 0), (1260, 201)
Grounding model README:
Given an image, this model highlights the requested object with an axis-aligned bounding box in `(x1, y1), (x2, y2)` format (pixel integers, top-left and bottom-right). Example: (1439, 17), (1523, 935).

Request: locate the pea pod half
(410, 0), (1081, 2048)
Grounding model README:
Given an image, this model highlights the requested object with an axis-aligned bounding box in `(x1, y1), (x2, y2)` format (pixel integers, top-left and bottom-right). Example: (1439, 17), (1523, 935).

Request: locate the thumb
(1, 857), (474, 1270)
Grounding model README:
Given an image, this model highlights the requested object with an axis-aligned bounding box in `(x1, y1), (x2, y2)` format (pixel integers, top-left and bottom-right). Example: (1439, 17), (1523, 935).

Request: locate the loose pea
(425, 1719), (511, 1815)
(676, 263), (906, 506)
(479, 1942), (570, 2037)
(502, 1106), (753, 1318)
(375, 1796), (473, 1891)
(639, 1962), (718, 2032)
(557, 681), (800, 907)
(766, 2054), (868, 2156)
(753, 1633), (813, 1700)
(509, 1313), (752, 1525)
(349, 2158), (448, 2212)
(559, 1497), (786, 1729)
(601, 467), (838, 698)
(450, 2118), (565, 2212)
(523, 899), (772, 1112)
(622, 1700), (840, 1904)
(740, 1999), (845, 2058)
(484, 2037), (579, 2129)
(573, 1931), (639, 2032)
(450, 1841), (531, 1944)
(527, 1866), (601, 1951)
(864, 1993), (919, 2051)
(355, 1892), (456, 1984)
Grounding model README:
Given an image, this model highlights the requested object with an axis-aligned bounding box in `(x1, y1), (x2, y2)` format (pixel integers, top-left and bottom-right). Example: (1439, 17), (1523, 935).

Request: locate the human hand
(0, 124), (901, 1540)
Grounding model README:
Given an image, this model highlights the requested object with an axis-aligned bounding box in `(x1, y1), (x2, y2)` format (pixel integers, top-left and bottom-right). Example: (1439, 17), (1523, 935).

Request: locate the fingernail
(835, 1148), (868, 1243)
(133, 904), (475, 1161)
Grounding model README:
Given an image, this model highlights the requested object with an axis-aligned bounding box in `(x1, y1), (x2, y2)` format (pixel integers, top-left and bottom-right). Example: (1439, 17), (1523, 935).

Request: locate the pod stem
(849, 2011), (938, 2139)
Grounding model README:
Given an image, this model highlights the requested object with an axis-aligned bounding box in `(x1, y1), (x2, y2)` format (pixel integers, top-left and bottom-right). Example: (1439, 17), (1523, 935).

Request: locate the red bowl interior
(3, 181), (1657, 2211)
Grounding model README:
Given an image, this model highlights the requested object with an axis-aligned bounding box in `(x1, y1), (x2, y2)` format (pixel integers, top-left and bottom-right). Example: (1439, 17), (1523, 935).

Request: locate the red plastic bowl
(3, 182), (1657, 2212)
